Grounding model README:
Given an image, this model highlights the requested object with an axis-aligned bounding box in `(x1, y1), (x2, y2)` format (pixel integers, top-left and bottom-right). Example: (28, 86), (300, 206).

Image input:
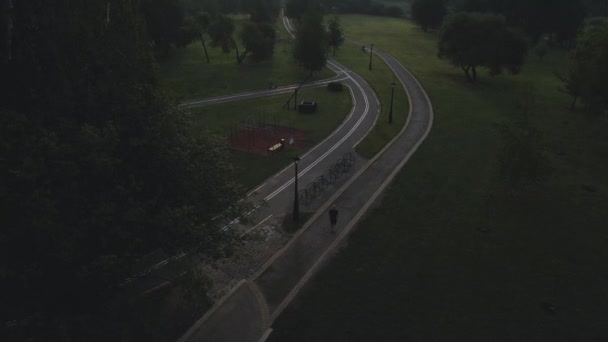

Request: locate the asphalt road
(120, 16), (381, 296)
(176, 18), (434, 342)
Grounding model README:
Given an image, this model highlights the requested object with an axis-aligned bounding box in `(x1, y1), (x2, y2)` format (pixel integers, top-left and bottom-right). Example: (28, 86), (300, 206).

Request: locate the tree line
(411, 0), (607, 114)
(1, 0), (247, 339)
(141, 0), (281, 63)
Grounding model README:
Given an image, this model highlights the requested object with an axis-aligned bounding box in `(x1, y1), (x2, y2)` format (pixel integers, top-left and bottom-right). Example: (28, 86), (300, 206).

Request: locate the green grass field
(189, 86), (352, 190)
(332, 40), (409, 158)
(271, 15), (608, 341)
(159, 15), (334, 101)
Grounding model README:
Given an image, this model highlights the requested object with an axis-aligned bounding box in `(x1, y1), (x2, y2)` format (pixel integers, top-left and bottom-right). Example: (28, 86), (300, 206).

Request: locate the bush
(327, 82), (344, 92)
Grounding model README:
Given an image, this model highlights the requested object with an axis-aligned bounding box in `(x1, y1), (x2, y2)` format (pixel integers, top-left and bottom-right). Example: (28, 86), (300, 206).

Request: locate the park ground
(106, 12), (412, 341)
(164, 12), (410, 191)
(270, 15), (608, 341)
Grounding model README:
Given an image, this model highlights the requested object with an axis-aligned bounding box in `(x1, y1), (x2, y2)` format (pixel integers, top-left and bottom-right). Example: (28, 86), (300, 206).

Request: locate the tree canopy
(293, 10), (328, 72)
(240, 21), (277, 62)
(559, 22), (608, 113)
(0, 0), (244, 338)
(438, 12), (528, 82)
(327, 16), (345, 56)
(141, 0), (185, 58)
(455, 0), (586, 43)
(411, 0), (447, 32)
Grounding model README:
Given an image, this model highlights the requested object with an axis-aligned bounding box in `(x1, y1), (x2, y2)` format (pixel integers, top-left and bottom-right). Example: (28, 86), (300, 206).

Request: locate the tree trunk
(200, 34), (209, 64)
(233, 40), (241, 64)
(462, 65), (472, 82)
(570, 95), (578, 111)
(333, 45), (336, 56)
(238, 50), (249, 64)
(471, 66), (477, 81)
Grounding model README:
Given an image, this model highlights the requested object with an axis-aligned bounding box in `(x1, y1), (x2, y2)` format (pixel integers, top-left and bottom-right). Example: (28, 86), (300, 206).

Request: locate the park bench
(268, 139), (285, 152)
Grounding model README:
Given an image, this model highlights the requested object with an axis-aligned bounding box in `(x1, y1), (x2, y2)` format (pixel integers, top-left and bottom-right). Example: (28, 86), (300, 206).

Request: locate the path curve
(176, 17), (434, 342)
(121, 17), (381, 289)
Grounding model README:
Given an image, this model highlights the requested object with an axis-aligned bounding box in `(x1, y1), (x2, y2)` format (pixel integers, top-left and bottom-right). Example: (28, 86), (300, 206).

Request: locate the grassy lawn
(271, 15), (608, 341)
(189, 86), (352, 190)
(332, 40), (409, 158)
(159, 14), (334, 101)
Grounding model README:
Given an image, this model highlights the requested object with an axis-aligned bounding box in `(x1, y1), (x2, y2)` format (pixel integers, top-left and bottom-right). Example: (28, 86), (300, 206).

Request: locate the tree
(455, 0), (585, 44)
(293, 10), (328, 72)
(327, 16), (345, 56)
(0, 0), (246, 338)
(286, 0), (326, 19)
(560, 23), (608, 113)
(411, 0), (446, 32)
(243, 0), (281, 23)
(141, 0), (185, 58)
(209, 14), (235, 53)
(240, 21), (277, 62)
(438, 12), (528, 82)
(192, 12), (213, 63)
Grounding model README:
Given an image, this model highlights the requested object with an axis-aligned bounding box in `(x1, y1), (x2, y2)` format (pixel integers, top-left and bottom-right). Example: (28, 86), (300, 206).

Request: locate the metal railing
(298, 152), (355, 206)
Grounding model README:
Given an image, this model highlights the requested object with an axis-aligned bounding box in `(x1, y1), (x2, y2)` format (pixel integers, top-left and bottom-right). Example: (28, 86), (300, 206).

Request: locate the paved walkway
(177, 20), (433, 342)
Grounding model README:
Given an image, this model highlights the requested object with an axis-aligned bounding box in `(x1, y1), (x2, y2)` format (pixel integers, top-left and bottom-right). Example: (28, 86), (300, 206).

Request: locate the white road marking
(241, 214), (273, 237)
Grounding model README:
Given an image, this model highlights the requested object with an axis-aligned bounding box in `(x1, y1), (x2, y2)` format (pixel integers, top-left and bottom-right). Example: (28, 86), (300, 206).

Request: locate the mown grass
(189, 86), (352, 190)
(271, 15), (608, 341)
(332, 40), (409, 158)
(159, 14), (334, 101)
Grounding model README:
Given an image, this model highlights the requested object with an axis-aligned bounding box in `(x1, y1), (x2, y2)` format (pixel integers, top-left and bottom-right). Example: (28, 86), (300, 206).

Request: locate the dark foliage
(293, 10), (328, 72)
(411, 0), (447, 31)
(0, 0), (243, 338)
(455, 0), (586, 43)
(438, 12), (528, 81)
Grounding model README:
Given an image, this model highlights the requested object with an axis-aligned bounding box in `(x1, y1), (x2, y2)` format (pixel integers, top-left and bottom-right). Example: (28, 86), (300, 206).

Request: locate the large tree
(560, 23), (608, 113)
(455, 0), (585, 43)
(209, 14), (236, 53)
(243, 0), (281, 23)
(141, 0), (185, 58)
(327, 16), (345, 56)
(194, 12), (213, 63)
(438, 12), (528, 82)
(286, 0), (327, 19)
(411, 0), (447, 32)
(0, 0), (244, 338)
(239, 21), (277, 62)
(293, 10), (328, 72)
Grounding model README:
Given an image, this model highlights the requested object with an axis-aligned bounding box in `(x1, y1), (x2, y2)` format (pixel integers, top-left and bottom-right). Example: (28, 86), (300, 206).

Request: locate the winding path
(176, 17), (434, 342)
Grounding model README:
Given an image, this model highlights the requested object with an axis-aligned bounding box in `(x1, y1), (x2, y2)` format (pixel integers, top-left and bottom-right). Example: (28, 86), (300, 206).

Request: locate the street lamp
(293, 155), (300, 222)
(389, 81), (395, 124)
(368, 44), (374, 70)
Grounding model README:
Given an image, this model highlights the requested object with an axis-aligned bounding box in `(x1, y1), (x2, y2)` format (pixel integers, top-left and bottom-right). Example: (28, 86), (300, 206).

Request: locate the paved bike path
(177, 26), (433, 342)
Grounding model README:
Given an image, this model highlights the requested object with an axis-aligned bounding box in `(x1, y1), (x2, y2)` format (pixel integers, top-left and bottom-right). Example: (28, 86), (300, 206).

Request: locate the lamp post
(368, 44), (374, 70)
(389, 81), (395, 124)
(294, 88), (298, 111)
(293, 155), (300, 222)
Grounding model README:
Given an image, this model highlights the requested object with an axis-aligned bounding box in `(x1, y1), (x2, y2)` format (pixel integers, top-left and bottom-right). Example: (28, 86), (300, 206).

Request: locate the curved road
(176, 17), (434, 342)
(121, 20), (381, 289)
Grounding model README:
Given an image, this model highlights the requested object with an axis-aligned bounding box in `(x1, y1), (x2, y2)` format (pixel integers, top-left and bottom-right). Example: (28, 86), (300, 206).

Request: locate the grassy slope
(271, 15), (608, 341)
(332, 41), (409, 158)
(159, 15), (334, 101)
(190, 86), (352, 190)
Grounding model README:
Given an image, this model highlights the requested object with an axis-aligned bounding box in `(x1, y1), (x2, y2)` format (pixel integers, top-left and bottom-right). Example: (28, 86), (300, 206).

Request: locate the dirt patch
(229, 125), (309, 156)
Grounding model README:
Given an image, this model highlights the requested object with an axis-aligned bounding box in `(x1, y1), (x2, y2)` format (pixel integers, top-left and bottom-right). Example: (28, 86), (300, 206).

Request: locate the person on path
(329, 205), (339, 233)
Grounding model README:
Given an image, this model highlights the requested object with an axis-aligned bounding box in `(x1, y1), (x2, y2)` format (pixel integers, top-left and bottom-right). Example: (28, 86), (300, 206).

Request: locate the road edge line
(176, 279), (247, 342)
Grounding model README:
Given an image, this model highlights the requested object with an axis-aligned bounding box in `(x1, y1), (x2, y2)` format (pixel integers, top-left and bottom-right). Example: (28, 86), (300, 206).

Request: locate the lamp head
(294, 156), (300, 164)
